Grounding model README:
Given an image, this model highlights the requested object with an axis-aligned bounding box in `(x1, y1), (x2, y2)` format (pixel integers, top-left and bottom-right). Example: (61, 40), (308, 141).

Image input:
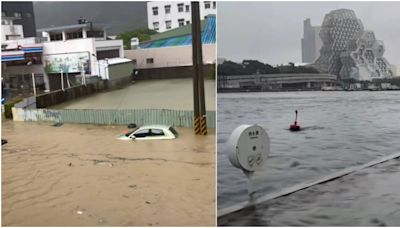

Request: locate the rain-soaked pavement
(2, 120), (215, 226)
(219, 158), (400, 226)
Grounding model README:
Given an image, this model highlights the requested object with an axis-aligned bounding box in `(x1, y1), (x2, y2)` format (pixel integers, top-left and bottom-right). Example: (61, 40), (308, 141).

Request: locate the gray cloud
(218, 1), (400, 72)
(33, 2), (147, 35)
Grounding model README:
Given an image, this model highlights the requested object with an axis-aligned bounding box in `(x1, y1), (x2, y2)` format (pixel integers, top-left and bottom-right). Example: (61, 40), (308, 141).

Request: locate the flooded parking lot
(2, 120), (215, 226)
(51, 79), (216, 110)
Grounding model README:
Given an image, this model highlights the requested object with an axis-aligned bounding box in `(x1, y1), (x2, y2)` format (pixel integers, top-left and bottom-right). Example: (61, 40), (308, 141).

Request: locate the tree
(116, 28), (158, 49)
(217, 60), (246, 75)
(217, 60), (320, 76)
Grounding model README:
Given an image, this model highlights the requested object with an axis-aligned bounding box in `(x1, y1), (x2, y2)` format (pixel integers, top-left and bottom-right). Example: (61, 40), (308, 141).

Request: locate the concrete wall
(125, 44), (215, 69)
(135, 64), (215, 80)
(35, 81), (105, 108)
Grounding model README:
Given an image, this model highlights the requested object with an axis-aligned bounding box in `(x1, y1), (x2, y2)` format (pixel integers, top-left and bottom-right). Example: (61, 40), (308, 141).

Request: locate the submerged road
(219, 157), (400, 226)
(2, 120), (215, 226)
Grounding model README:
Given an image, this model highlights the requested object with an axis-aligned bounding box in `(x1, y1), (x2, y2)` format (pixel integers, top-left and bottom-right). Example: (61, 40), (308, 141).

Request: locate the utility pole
(31, 73), (36, 96)
(191, 2), (207, 135)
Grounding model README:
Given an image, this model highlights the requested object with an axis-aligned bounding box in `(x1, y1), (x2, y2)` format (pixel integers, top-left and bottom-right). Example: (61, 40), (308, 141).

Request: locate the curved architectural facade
(312, 9), (393, 81)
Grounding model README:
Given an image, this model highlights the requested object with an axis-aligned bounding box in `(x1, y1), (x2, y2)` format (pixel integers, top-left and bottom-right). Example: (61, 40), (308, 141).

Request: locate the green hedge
(4, 99), (22, 119)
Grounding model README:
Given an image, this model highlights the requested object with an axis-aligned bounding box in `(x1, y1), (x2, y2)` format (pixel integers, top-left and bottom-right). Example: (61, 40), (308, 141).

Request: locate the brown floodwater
(2, 120), (215, 226)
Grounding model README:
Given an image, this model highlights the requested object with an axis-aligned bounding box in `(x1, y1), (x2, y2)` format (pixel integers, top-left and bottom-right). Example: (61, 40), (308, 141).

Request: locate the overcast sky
(33, 2), (147, 35)
(218, 2), (400, 71)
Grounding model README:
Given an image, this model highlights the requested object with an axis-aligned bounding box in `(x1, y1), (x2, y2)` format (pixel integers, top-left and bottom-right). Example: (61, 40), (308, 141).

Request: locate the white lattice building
(312, 9), (393, 81)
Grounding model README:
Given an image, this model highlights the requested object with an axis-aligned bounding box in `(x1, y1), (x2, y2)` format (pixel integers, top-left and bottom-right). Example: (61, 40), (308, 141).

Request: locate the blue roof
(140, 15), (216, 49)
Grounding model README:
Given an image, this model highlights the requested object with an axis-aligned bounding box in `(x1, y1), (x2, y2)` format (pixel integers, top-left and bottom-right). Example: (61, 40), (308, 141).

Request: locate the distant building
(301, 18), (322, 63)
(391, 64), (397, 76)
(217, 58), (226, 65)
(1, 4), (44, 98)
(147, 1), (216, 32)
(218, 73), (337, 91)
(126, 15), (215, 69)
(1, 2), (36, 38)
(125, 15), (216, 80)
(1, 15), (24, 42)
(312, 9), (393, 81)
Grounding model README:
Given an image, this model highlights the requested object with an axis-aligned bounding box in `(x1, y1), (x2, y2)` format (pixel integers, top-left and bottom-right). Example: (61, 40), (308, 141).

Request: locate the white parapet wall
(124, 44), (216, 69)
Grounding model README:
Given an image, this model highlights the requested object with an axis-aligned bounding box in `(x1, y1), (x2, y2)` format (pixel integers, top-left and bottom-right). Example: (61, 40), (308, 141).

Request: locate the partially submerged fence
(12, 108), (216, 128)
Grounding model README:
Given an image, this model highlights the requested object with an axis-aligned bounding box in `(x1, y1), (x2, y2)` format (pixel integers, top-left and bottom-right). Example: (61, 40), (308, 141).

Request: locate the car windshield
(125, 130), (135, 137)
(169, 126), (178, 137)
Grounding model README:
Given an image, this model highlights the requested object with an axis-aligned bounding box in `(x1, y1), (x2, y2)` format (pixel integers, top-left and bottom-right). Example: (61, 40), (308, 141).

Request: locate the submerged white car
(117, 125), (178, 141)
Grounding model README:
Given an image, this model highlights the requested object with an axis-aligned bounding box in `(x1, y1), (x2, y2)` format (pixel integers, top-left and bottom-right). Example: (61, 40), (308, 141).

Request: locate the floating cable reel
(226, 124), (270, 196)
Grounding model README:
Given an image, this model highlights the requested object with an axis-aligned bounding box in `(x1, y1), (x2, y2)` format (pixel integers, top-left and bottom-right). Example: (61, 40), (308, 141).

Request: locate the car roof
(137, 125), (172, 130)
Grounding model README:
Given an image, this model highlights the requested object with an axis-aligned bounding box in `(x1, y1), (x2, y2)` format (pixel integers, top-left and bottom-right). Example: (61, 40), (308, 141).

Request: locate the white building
(1, 15), (24, 42)
(38, 22), (131, 91)
(147, 1), (216, 32)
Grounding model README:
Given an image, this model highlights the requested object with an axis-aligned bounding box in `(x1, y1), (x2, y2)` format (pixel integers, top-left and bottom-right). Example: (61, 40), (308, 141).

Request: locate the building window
(66, 31), (83, 40)
(153, 22), (159, 31)
(96, 49), (120, 60)
(2, 19), (8, 25)
(50, 33), (63, 41)
(213, 1), (216, 9)
(186, 20), (190, 25)
(14, 12), (22, 18)
(178, 19), (185, 27)
(1, 11), (5, 17)
(204, 1), (211, 9)
(87, 30), (104, 38)
(6, 34), (21, 40)
(146, 58), (154, 64)
(165, 5), (171, 14)
(177, 3), (184, 12)
(152, 7), (158, 16)
(185, 5), (190, 12)
(25, 12), (32, 18)
(165, 20), (171, 29)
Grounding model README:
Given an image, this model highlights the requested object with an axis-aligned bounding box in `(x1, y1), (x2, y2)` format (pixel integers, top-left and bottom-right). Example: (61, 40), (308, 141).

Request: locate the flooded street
(217, 91), (400, 216)
(51, 79), (216, 110)
(219, 158), (400, 226)
(2, 120), (215, 226)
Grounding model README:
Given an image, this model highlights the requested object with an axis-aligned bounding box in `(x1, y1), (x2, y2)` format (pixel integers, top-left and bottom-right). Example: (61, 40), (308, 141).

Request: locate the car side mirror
(130, 135), (136, 140)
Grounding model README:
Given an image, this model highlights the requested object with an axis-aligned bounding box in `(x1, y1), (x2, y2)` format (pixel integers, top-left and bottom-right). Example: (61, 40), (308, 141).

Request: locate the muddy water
(2, 120), (215, 226)
(219, 158), (400, 226)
